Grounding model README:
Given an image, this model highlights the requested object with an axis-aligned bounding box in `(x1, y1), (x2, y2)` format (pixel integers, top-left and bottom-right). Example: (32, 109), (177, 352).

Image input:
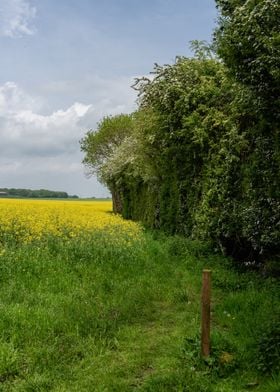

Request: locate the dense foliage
(215, 0), (280, 114)
(81, 0), (279, 265)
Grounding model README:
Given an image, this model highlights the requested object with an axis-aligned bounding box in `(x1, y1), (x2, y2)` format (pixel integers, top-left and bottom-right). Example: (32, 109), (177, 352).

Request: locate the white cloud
(0, 82), (41, 114)
(0, 83), (97, 196)
(38, 74), (137, 116)
(0, 79), (135, 196)
(0, 82), (92, 157)
(0, 0), (36, 38)
(0, 81), (133, 157)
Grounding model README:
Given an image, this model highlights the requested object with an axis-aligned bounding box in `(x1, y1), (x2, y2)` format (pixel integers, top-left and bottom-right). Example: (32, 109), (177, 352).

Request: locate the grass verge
(0, 231), (279, 391)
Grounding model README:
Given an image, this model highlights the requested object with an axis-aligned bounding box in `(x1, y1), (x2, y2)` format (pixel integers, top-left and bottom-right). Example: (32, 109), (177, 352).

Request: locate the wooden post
(201, 269), (211, 358)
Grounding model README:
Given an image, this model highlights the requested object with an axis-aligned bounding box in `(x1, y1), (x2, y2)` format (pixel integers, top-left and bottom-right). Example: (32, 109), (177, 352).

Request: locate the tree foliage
(81, 2), (280, 265)
(215, 0), (280, 115)
(80, 114), (133, 181)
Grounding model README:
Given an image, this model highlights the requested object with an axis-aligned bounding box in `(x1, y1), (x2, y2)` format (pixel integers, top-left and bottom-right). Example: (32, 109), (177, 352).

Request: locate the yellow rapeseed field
(0, 198), (143, 247)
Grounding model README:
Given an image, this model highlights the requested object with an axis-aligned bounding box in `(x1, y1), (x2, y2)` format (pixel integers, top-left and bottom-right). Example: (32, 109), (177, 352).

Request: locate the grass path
(0, 232), (279, 391)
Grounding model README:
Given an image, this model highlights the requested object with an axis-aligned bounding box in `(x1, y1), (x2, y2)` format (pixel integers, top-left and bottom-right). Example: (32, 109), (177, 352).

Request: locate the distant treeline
(0, 188), (79, 199)
(81, 0), (280, 265)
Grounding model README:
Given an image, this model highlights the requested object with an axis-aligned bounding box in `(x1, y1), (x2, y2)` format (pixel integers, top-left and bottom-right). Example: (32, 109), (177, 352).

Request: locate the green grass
(0, 231), (279, 391)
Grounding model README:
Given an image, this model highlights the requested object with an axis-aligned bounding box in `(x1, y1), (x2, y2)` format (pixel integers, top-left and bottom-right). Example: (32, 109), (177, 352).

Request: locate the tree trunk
(112, 188), (122, 214)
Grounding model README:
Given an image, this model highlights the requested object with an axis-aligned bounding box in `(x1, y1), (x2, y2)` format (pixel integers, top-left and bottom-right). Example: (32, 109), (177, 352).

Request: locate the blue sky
(0, 0), (217, 197)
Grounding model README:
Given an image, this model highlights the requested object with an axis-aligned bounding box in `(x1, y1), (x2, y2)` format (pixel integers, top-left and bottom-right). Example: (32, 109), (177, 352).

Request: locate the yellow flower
(0, 198), (143, 247)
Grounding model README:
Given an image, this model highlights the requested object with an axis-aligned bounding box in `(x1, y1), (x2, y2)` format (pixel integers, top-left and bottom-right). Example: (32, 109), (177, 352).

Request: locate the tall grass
(0, 231), (278, 391)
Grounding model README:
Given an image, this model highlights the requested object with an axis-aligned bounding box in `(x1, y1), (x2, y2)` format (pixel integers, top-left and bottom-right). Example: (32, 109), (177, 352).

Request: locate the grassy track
(0, 230), (279, 391)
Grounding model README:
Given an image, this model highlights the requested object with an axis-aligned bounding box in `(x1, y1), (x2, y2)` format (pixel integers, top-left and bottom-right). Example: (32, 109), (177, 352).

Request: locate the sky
(0, 0), (217, 197)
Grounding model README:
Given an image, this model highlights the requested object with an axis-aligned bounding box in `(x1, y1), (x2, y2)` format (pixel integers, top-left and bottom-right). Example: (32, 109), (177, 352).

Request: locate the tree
(80, 114), (133, 212)
(81, 31), (280, 263)
(214, 0), (280, 260)
(215, 0), (280, 115)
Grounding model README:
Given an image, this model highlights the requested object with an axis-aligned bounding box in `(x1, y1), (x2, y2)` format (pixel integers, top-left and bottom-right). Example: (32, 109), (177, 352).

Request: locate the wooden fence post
(201, 269), (211, 358)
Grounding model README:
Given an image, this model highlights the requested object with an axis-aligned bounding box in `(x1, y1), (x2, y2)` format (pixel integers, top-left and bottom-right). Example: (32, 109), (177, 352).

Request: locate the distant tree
(0, 188), (70, 199)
